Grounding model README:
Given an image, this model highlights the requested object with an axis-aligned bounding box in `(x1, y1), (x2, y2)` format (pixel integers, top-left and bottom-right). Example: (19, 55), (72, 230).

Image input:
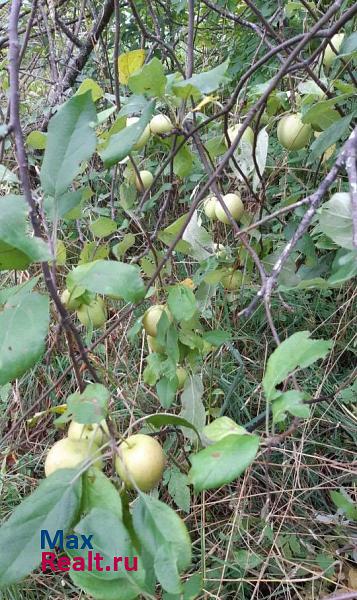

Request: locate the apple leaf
(0, 292), (49, 385)
(0, 195), (51, 270)
(262, 331), (332, 401)
(188, 434), (259, 492)
(307, 114), (352, 162)
(172, 60), (230, 99)
(202, 416), (247, 444)
(75, 78), (104, 102)
(128, 57), (167, 97)
(168, 285), (197, 322)
(90, 216), (118, 238)
(118, 49), (146, 85)
(179, 375), (206, 442)
(99, 101), (155, 167)
(145, 413), (201, 441)
(156, 376), (178, 409)
(68, 508), (148, 597)
(319, 192), (353, 250)
(82, 470), (123, 520)
(40, 91), (97, 198)
(132, 494), (192, 590)
(55, 383), (109, 425)
(0, 469), (82, 587)
(67, 259), (146, 303)
(272, 390), (310, 424)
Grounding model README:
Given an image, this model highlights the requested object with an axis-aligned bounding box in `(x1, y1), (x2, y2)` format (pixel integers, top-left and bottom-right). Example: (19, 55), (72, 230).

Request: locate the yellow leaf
(192, 95), (219, 112)
(118, 49), (146, 85)
(76, 78), (104, 102)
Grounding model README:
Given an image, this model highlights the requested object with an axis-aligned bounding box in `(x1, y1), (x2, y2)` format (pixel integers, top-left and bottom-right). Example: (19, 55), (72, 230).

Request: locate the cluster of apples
(142, 303), (188, 389)
(44, 419), (166, 492)
(126, 113), (174, 192)
(61, 288), (107, 329)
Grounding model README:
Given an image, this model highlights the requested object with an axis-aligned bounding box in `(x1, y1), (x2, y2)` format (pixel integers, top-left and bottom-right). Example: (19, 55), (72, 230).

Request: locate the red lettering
(113, 556), (122, 571)
(72, 556), (86, 571)
(57, 556), (71, 571)
(94, 553), (104, 571)
(41, 552), (57, 572)
(124, 556), (138, 571)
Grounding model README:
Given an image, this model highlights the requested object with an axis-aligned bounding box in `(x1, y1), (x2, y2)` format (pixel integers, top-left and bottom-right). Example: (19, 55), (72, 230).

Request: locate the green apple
(221, 269), (242, 290)
(76, 297), (107, 329)
(68, 419), (109, 446)
(60, 288), (82, 311)
(150, 114), (173, 134)
(115, 433), (165, 491)
(176, 366), (188, 390)
(126, 116), (151, 149)
(44, 437), (103, 477)
(277, 113), (311, 150)
(225, 123), (254, 147)
(215, 193), (244, 224)
(142, 304), (168, 337)
(203, 196), (218, 219)
(323, 33), (344, 68)
(135, 169), (154, 192)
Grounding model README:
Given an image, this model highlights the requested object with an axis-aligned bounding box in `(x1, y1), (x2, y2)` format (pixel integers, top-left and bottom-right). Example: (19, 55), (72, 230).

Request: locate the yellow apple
(126, 116), (151, 149)
(142, 304), (168, 337)
(203, 196), (218, 219)
(115, 433), (165, 491)
(68, 419), (109, 446)
(60, 289), (82, 311)
(76, 297), (107, 329)
(323, 33), (344, 68)
(44, 437), (103, 477)
(215, 193), (244, 224)
(225, 123), (254, 147)
(150, 114), (173, 134)
(277, 113), (312, 150)
(135, 170), (154, 192)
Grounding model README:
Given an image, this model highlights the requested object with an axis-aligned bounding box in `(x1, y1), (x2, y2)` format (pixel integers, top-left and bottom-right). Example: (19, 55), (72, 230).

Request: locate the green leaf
(0, 293), (49, 385)
(263, 331), (332, 401)
(145, 413), (201, 440)
(90, 216), (118, 238)
(173, 142), (194, 177)
(188, 434), (259, 492)
(44, 189), (85, 221)
(308, 114), (352, 162)
(179, 375), (206, 442)
(319, 192), (353, 249)
(0, 195), (51, 269)
(167, 467), (190, 513)
(168, 285), (197, 322)
(82, 470), (122, 519)
(156, 376), (178, 409)
(76, 78), (104, 102)
(69, 508), (147, 597)
(40, 91), (97, 197)
(330, 490), (357, 520)
(100, 101), (155, 168)
(143, 353), (165, 386)
(272, 390), (310, 424)
(154, 543), (182, 594)
(132, 494), (192, 585)
(172, 60), (230, 99)
(112, 233), (136, 258)
(0, 164), (19, 184)
(128, 58), (167, 97)
(329, 249), (357, 285)
(339, 31), (357, 56)
(26, 130), (47, 150)
(302, 102), (340, 129)
(0, 277), (39, 305)
(67, 259), (145, 303)
(203, 416), (247, 443)
(78, 242), (109, 264)
(203, 330), (231, 346)
(0, 469), (82, 587)
(56, 383), (109, 425)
